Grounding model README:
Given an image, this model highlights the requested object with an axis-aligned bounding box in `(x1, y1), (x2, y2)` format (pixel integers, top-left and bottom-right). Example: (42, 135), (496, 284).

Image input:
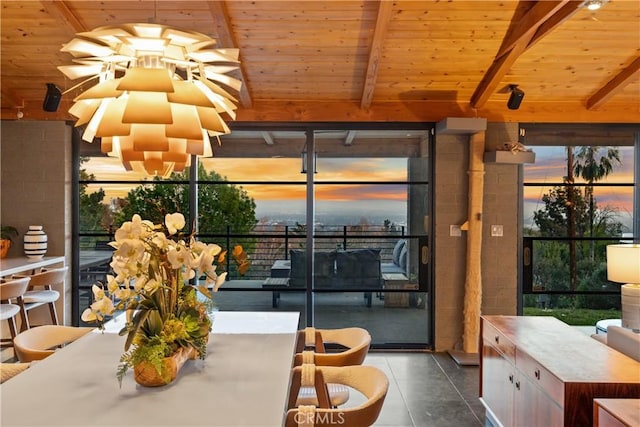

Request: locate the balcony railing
(78, 224), (416, 283)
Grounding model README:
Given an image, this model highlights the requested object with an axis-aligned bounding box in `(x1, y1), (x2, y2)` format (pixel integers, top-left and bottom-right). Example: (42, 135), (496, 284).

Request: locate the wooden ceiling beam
(3, 99), (638, 123)
(207, 1), (253, 109)
(527, 1), (583, 50)
(587, 56), (640, 110)
(470, 36), (532, 109)
(495, 0), (569, 59)
(471, 1), (574, 109)
(360, 1), (393, 110)
(40, 1), (89, 33)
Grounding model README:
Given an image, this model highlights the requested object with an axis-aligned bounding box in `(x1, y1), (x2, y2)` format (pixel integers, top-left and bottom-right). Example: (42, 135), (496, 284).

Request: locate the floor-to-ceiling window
(75, 124), (433, 348)
(520, 124), (638, 325)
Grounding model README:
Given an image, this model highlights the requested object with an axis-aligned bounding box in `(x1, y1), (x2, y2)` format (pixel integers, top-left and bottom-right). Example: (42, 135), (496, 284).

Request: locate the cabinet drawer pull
(534, 369), (540, 380)
(515, 381), (520, 390)
(508, 374), (513, 383)
(494, 335), (499, 344)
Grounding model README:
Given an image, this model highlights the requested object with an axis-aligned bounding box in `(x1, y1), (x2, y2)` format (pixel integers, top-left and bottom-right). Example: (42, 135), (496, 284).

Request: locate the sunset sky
(84, 156), (411, 221)
(85, 145), (635, 229)
(522, 146), (635, 231)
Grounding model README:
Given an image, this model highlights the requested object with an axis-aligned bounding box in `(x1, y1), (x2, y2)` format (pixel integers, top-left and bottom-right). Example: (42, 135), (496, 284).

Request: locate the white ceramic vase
(24, 225), (48, 259)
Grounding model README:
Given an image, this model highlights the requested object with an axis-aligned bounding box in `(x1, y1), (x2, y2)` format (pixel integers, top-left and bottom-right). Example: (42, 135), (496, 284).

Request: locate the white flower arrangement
(81, 212), (249, 384)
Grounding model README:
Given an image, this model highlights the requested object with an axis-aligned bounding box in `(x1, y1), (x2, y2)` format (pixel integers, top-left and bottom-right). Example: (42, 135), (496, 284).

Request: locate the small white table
(1, 311), (300, 427)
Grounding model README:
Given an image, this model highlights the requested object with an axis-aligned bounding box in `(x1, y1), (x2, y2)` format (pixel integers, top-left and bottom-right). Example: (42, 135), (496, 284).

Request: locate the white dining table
(1, 311), (301, 427)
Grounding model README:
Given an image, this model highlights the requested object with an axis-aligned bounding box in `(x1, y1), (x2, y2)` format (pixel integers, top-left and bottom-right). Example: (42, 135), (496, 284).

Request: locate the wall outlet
(491, 225), (503, 237)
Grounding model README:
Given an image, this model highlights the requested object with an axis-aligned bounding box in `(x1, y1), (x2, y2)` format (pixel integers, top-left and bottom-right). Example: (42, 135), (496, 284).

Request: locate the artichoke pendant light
(59, 23), (241, 177)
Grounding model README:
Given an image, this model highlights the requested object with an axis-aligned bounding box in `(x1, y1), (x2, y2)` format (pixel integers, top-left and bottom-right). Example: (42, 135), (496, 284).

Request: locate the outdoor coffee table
(263, 277), (290, 308)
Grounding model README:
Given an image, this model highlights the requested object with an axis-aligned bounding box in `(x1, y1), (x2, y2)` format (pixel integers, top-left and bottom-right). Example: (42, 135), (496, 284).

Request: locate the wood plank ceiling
(1, 0), (638, 124)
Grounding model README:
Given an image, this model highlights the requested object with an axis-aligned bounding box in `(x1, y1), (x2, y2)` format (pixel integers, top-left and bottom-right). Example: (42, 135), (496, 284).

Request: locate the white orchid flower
(213, 272), (227, 292)
(81, 307), (97, 322)
(114, 286), (133, 302)
(113, 240), (143, 264)
(165, 213), (186, 235)
(190, 239), (207, 254)
(151, 231), (169, 249)
(167, 246), (187, 269)
(90, 296), (115, 318)
(189, 250), (207, 271)
(91, 284), (106, 300)
(115, 215), (140, 241)
(106, 275), (119, 294)
(206, 243), (222, 257)
(133, 276), (149, 292)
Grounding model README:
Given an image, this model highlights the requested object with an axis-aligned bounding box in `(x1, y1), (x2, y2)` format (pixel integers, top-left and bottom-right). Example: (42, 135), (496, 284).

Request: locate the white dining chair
(0, 276), (30, 345)
(21, 267), (66, 327)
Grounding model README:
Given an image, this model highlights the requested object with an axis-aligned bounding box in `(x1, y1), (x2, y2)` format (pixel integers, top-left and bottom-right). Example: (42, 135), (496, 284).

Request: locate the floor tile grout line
(431, 354), (484, 426)
(381, 354), (418, 427)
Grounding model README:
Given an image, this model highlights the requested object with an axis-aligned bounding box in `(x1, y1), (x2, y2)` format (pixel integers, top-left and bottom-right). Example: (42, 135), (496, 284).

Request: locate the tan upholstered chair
(13, 325), (93, 363)
(0, 362), (30, 383)
(293, 327), (372, 407)
(0, 276), (30, 345)
(294, 327), (371, 367)
(21, 267), (66, 327)
(286, 364), (389, 427)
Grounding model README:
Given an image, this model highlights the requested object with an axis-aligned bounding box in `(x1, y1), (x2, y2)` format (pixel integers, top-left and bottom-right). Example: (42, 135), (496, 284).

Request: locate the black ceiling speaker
(507, 85), (525, 110)
(43, 83), (62, 112)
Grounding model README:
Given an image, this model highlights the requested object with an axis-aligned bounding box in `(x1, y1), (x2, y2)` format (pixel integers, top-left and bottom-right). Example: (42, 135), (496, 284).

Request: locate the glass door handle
(421, 246), (429, 264)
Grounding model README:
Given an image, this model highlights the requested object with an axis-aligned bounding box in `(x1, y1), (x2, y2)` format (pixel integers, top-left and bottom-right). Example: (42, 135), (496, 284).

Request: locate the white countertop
(0, 255), (65, 277)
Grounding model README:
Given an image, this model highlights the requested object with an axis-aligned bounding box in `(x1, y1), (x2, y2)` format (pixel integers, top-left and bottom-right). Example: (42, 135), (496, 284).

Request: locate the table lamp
(606, 244), (640, 331)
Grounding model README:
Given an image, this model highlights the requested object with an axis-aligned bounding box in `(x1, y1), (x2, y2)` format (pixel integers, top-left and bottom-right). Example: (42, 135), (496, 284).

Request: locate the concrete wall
(434, 122), (519, 351)
(1, 120), (72, 324)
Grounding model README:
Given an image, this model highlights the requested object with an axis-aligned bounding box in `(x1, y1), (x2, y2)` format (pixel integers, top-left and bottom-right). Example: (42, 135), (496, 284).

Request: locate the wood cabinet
(594, 399), (640, 427)
(480, 316), (640, 427)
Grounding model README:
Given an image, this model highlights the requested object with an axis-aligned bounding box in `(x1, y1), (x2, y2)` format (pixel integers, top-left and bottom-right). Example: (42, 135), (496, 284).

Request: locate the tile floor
(361, 352), (485, 427)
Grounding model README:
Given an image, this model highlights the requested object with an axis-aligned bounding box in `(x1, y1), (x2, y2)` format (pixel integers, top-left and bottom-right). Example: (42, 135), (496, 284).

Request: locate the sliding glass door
(76, 125), (433, 348)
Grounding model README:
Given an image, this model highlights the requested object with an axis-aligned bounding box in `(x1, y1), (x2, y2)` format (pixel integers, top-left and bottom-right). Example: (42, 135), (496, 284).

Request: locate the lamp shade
(59, 22), (241, 177)
(607, 244), (640, 284)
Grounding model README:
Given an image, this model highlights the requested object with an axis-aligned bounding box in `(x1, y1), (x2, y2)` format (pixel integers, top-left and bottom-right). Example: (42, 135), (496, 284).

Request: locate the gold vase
(133, 346), (198, 387)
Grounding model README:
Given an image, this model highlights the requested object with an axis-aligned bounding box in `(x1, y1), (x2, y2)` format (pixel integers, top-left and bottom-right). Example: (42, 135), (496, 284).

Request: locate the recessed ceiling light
(584, 0), (604, 11)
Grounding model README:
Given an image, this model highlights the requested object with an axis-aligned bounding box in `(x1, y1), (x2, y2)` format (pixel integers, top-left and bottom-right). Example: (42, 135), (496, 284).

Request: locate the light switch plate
(491, 225), (503, 237)
(450, 225), (462, 237)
